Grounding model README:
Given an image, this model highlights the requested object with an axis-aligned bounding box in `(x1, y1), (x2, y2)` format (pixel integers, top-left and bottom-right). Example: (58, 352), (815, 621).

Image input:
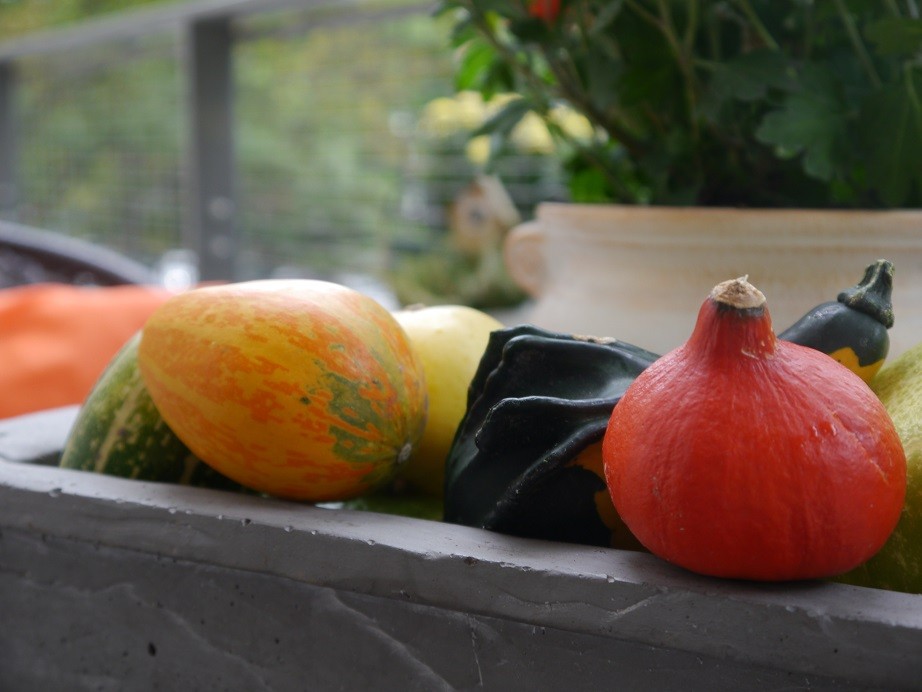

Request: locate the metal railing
(0, 0), (445, 284)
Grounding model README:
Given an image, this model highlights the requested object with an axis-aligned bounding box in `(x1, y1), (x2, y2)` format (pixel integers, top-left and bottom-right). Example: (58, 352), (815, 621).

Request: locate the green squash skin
(60, 331), (242, 491)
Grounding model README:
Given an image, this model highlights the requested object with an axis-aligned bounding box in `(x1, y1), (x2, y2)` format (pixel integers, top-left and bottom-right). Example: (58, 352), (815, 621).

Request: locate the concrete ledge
(1, 408), (920, 690)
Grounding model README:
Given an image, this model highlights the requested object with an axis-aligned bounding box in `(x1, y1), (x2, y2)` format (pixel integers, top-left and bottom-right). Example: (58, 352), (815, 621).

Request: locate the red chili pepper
(528, 0), (561, 23)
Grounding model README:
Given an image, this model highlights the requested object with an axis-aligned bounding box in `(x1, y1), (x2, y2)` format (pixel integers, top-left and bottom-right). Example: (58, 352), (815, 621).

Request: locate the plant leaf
(588, 0), (625, 36)
(567, 166), (611, 203)
(755, 66), (848, 181)
(455, 41), (500, 91)
(863, 18), (922, 57)
(857, 70), (922, 206)
(448, 14), (476, 45)
(463, 0), (519, 13)
(709, 50), (794, 103)
(507, 17), (551, 43)
(470, 96), (533, 137)
(585, 42), (623, 110)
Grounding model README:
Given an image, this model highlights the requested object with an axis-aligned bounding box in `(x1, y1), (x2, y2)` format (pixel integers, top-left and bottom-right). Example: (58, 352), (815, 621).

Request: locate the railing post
(183, 18), (237, 282)
(0, 61), (17, 220)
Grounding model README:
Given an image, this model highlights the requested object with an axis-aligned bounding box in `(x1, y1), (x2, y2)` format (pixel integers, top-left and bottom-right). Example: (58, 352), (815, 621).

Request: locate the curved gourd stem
(837, 259), (894, 329)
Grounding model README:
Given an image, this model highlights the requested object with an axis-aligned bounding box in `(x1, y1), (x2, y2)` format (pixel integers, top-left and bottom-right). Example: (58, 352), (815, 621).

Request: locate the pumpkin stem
(709, 276), (766, 311)
(690, 276), (775, 359)
(837, 259), (894, 329)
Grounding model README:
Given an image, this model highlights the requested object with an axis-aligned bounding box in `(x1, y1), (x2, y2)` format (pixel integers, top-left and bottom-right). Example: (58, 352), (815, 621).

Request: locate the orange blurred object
(528, 0), (561, 22)
(0, 283), (173, 419)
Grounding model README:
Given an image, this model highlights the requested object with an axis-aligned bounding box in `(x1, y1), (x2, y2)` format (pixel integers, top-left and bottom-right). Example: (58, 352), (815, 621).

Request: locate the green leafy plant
(438, 0), (922, 207)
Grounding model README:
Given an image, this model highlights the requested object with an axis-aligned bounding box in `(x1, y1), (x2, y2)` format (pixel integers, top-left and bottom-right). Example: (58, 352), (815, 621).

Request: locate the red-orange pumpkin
(602, 277), (906, 581)
(138, 279), (427, 501)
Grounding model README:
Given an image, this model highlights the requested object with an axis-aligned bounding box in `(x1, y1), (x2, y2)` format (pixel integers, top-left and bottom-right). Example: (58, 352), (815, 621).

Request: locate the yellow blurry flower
(550, 105), (595, 143)
(454, 91), (487, 130)
(418, 97), (464, 138)
(511, 112), (554, 154)
(484, 92), (519, 117)
(465, 135), (491, 166)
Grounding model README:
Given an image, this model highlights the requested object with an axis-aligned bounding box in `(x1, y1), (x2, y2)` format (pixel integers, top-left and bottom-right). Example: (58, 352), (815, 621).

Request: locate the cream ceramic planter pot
(504, 204), (922, 357)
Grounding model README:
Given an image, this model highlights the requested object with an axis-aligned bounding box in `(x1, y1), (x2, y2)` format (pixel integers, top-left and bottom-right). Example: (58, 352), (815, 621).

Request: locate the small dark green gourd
(778, 259), (894, 383)
(443, 260), (896, 548)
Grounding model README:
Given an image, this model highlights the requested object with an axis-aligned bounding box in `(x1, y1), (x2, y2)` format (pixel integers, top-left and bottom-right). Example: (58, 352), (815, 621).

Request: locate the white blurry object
(156, 249), (199, 292)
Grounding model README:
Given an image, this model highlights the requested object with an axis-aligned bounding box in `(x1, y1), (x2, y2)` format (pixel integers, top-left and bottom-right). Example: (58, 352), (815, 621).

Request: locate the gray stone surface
(0, 403), (78, 465)
(1, 407), (921, 690)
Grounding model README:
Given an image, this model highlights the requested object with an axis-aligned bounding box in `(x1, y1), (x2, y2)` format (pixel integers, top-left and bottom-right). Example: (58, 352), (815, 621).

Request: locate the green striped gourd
(60, 331), (242, 490)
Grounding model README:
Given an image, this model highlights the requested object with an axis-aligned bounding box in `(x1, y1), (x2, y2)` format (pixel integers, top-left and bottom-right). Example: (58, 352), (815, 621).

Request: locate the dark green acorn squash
(443, 325), (655, 548)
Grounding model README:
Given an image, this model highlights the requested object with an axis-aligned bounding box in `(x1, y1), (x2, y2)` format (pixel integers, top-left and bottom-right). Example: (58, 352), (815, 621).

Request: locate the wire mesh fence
(14, 31), (184, 266)
(233, 4), (459, 284)
(2, 0), (568, 306)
